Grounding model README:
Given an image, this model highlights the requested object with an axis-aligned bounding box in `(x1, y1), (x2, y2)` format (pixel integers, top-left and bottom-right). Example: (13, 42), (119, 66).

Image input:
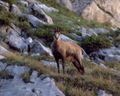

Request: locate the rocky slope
(0, 0), (120, 96)
(57, 0), (120, 28)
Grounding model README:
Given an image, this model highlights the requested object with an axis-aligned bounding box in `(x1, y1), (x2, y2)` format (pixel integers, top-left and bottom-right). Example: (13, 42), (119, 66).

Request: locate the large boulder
(29, 3), (54, 24)
(0, 43), (10, 59)
(59, 34), (76, 43)
(7, 27), (28, 53)
(27, 15), (47, 27)
(6, 65), (30, 76)
(31, 3), (58, 13)
(41, 60), (62, 69)
(0, 45), (9, 55)
(79, 27), (109, 37)
(18, 1), (28, 7)
(11, 4), (22, 15)
(97, 89), (112, 96)
(0, 0), (9, 11)
(0, 71), (65, 96)
(64, 0), (120, 28)
(38, 4), (58, 13)
(30, 40), (53, 56)
(98, 47), (120, 62)
(57, 0), (73, 11)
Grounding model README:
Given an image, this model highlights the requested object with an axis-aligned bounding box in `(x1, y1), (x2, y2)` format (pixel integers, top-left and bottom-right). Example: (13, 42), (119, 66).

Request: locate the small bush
(81, 35), (112, 54)
(76, 32), (82, 36)
(4, 0), (16, 5)
(23, 71), (31, 83)
(0, 9), (17, 26)
(114, 35), (120, 47)
(17, 16), (32, 32)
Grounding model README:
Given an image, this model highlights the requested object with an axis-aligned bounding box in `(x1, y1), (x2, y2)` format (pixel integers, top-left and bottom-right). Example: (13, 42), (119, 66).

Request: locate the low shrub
(17, 16), (32, 32)
(114, 35), (120, 47)
(81, 35), (112, 54)
(0, 9), (17, 26)
(4, 0), (16, 5)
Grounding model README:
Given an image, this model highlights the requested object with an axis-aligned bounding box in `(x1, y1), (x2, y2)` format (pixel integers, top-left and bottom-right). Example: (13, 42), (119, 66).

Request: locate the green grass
(2, 52), (120, 96)
(4, 0), (17, 5)
(39, 0), (111, 29)
(53, 60), (120, 96)
(0, 0), (119, 95)
(22, 71), (31, 83)
(5, 53), (53, 75)
(104, 62), (120, 71)
(0, 8), (17, 26)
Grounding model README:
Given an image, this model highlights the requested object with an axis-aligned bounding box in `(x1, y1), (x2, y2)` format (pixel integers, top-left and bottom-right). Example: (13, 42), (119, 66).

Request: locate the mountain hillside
(0, 0), (120, 96)
(57, 0), (120, 28)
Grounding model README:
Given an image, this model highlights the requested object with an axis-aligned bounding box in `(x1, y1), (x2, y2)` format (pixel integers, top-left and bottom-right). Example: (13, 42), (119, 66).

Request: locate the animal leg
(72, 60), (81, 73)
(62, 58), (65, 74)
(77, 58), (85, 75)
(72, 59), (84, 75)
(55, 58), (60, 73)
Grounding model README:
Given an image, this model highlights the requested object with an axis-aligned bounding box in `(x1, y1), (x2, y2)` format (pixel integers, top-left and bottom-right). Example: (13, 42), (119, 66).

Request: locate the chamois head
(53, 27), (62, 40)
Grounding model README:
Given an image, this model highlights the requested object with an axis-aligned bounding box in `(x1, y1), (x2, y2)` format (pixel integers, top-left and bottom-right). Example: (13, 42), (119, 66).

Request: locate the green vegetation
(53, 60), (120, 96)
(40, 0), (111, 29)
(23, 71), (31, 83)
(5, 53), (53, 75)
(0, 0), (119, 96)
(105, 62), (120, 71)
(114, 35), (120, 46)
(99, 29), (120, 45)
(4, 0), (16, 5)
(81, 35), (112, 54)
(2, 52), (119, 96)
(16, 16), (32, 32)
(0, 70), (13, 79)
(0, 8), (17, 26)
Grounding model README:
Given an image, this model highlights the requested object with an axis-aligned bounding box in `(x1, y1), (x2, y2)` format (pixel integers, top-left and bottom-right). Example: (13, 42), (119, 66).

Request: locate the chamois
(51, 28), (85, 75)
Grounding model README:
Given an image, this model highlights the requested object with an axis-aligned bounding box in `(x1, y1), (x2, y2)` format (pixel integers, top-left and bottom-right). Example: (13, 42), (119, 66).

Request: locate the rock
(57, 0), (73, 11)
(97, 89), (112, 96)
(79, 27), (109, 37)
(98, 47), (120, 62)
(7, 27), (28, 53)
(71, 0), (120, 28)
(30, 40), (53, 56)
(45, 15), (53, 24)
(100, 63), (107, 69)
(26, 37), (33, 44)
(41, 60), (62, 69)
(6, 65), (30, 76)
(11, 4), (22, 15)
(0, 62), (7, 71)
(71, 33), (82, 41)
(30, 71), (38, 83)
(41, 4), (58, 13)
(59, 34), (76, 43)
(27, 15), (46, 27)
(0, 72), (65, 96)
(18, 1), (28, 7)
(0, 55), (5, 60)
(31, 3), (58, 13)
(25, 0), (38, 4)
(0, 0), (9, 11)
(0, 45), (9, 55)
(29, 3), (54, 24)
(80, 27), (98, 37)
